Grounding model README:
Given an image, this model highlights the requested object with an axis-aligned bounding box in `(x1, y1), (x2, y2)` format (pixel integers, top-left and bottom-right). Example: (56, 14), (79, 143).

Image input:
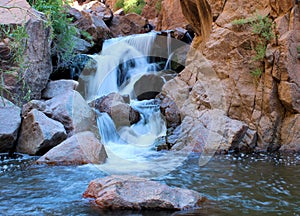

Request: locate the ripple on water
(0, 152), (300, 215)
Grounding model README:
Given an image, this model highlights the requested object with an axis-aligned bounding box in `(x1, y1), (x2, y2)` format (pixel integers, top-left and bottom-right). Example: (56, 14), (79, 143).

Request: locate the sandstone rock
(141, 0), (160, 20)
(42, 80), (79, 99)
(278, 81), (300, 113)
(0, 98), (21, 152)
(17, 109), (67, 155)
(81, 1), (113, 23)
(91, 93), (140, 127)
(134, 74), (165, 100)
(156, 0), (188, 31)
(83, 175), (205, 210)
(22, 100), (48, 118)
(109, 13), (146, 37)
(280, 114), (300, 152)
(36, 131), (107, 165)
(45, 90), (96, 136)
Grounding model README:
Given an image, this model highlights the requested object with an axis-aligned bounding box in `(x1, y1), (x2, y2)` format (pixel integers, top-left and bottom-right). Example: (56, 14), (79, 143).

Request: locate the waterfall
(86, 33), (157, 101)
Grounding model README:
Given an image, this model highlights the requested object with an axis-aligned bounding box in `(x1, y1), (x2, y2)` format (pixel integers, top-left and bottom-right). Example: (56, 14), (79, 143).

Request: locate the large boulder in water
(91, 93), (140, 128)
(17, 109), (67, 156)
(134, 74), (165, 100)
(0, 98), (21, 152)
(83, 175), (206, 210)
(36, 131), (107, 165)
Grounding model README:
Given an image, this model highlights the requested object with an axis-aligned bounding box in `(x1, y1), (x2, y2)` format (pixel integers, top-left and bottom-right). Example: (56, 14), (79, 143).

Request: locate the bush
(28, 0), (78, 66)
(114, 0), (146, 15)
(232, 14), (275, 78)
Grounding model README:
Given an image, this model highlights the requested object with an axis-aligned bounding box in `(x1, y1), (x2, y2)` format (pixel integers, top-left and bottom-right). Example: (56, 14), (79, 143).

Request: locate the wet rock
(0, 98), (21, 152)
(134, 74), (165, 100)
(42, 80), (79, 99)
(91, 93), (140, 127)
(45, 90), (96, 136)
(159, 95), (181, 129)
(36, 131), (107, 165)
(83, 175), (206, 210)
(17, 109), (67, 155)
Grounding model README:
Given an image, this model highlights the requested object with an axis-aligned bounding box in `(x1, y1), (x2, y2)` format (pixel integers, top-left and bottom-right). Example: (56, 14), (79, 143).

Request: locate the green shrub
(232, 14), (275, 78)
(114, 0), (146, 15)
(28, 0), (77, 66)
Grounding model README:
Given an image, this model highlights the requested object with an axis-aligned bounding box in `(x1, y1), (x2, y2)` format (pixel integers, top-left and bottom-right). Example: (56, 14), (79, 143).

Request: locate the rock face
(92, 93), (140, 127)
(17, 109), (67, 155)
(162, 0), (300, 152)
(0, 98), (21, 152)
(0, 0), (52, 100)
(36, 131), (107, 165)
(156, 0), (188, 30)
(83, 175), (205, 210)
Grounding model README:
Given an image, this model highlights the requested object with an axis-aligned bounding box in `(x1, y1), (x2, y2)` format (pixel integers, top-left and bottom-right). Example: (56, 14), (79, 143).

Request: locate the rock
(45, 90), (96, 136)
(171, 110), (257, 154)
(42, 80), (79, 99)
(80, 1), (113, 23)
(72, 36), (93, 53)
(156, 0), (188, 30)
(280, 114), (300, 152)
(17, 109), (67, 155)
(22, 100), (48, 118)
(91, 93), (140, 127)
(36, 131), (107, 165)
(134, 74), (165, 100)
(0, 98), (21, 152)
(0, 0), (52, 100)
(278, 81), (300, 113)
(73, 9), (111, 43)
(141, 0), (160, 20)
(109, 13), (147, 37)
(158, 95), (181, 129)
(83, 175), (206, 210)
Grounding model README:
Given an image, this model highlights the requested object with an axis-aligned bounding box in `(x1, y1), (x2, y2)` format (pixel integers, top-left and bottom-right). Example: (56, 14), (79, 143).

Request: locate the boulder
(109, 13), (147, 37)
(36, 131), (107, 165)
(0, 0), (52, 100)
(134, 74), (165, 100)
(42, 80), (79, 99)
(278, 81), (300, 113)
(45, 90), (96, 136)
(92, 93), (140, 127)
(83, 175), (206, 210)
(73, 9), (111, 43)
(0, 98), (21, 152)
(17, 109), (67, 155)
(80, 1), (113, 23)
(158, 95), (181, 129)
(171, 110), (257, 154)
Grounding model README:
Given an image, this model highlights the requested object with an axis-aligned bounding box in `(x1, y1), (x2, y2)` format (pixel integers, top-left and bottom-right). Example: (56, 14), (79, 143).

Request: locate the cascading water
(84, 33), (190, 177)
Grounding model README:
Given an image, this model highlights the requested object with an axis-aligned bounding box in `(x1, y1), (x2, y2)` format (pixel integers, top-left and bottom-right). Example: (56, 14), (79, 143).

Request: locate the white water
(83, 33), (194, 177)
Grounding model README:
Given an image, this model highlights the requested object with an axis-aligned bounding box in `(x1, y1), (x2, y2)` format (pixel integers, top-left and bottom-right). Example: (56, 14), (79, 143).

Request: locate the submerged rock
(17, 109), (67, 156)
(36, 131), (107, 165)
(83, 175), (205, 210)
(0, 98), (21, 152)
